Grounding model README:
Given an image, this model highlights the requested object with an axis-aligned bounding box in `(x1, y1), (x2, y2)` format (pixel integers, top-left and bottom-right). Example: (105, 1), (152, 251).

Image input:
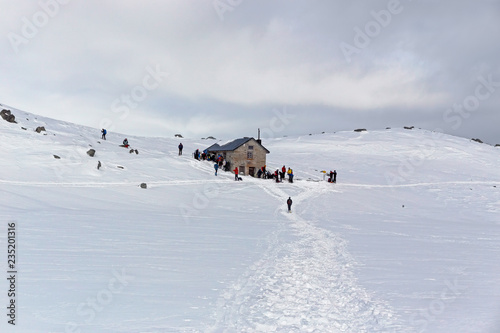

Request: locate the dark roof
(206, 143), (221, 151)
(207, 137), (270, 153)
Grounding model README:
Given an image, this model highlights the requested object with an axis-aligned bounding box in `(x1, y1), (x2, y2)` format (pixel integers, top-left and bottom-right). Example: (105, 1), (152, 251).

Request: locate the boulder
(130, 149), (135, 154)
(117, 166), (124, 169)
(87, 149), (96, 157)
(0, 109), (16, 123)
(471, 138), (483, 144)
(35, 126), (46, 133)
(53, 155), (61, 159)
(354, 128), (367, 132)
(140, 183), (147, 189)
(495, 144), (500, 147)
(404, 126), (414, 130)
(175, 134), (183, 138)
(135, 149), (139, 154)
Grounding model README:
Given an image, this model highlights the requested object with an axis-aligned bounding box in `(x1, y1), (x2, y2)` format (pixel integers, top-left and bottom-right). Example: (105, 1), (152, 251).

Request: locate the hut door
(249, 167), (255, 177)
(239, 166), (245, 175)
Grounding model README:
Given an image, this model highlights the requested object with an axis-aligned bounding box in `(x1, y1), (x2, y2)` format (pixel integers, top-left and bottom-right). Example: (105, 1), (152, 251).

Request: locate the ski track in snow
(1, 178), (498, 189)
(209, 180), (409, 333)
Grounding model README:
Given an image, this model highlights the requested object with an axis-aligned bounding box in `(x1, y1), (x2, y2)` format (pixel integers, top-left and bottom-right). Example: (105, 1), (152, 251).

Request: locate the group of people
(328, 170), (337, 183)
(100, 129), (130, 148)
(256, 165), (294, 183)
(214, 156), (231, 176)
(194, 148), (213, 161)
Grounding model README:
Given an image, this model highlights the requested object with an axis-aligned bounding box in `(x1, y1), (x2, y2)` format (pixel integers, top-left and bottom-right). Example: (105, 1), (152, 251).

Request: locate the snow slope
(1, 105), (500, 333)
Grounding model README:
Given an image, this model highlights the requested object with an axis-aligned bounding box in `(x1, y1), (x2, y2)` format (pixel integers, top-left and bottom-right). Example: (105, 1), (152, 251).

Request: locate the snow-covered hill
(1, 105), (500, 332)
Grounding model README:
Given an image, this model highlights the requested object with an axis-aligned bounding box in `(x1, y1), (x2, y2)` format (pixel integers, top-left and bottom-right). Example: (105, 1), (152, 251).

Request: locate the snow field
(1, 106), (500, 332)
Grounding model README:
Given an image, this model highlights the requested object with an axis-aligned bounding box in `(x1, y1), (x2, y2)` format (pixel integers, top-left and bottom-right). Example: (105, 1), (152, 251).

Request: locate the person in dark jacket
(123, 138), (129, 147)
(178, 143), (183, 155)
(214, 163), (219, 176)
(256, 169), (262, 178)
(333, 170), (337, 183)
(101, 128), (107, 140)
(287, 197), (292, 212)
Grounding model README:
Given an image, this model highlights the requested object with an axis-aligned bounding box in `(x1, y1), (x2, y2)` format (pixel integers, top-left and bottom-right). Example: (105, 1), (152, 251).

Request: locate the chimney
(256, 128), (262, 145)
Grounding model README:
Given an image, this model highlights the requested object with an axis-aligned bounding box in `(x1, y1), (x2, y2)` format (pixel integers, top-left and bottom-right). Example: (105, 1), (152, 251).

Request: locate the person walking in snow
(101, 128), (107, 140)
(281, 165), (286, 181)
(287, 197), (293, 212)
(214, 163), (219, 176)
(233, 166), (239, 181)
(333, 170), (337, 183)
(287, 167), (293, 182)
(178, 143), (183, 155)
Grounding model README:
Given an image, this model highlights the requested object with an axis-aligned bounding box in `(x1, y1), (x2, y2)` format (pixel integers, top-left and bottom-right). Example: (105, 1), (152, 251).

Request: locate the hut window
(247, 152), (253, 159)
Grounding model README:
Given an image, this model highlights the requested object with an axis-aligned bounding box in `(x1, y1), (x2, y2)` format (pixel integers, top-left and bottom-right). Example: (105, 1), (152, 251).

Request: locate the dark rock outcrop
(471, 138), (483, 144)
(87, 149), (96, 157)
(35, 126), (46, 133)
(354, 129), (367, 132)
(53, 155), (61, 159)
(1, 110), (16, 123)
(140, 183), (147, 189)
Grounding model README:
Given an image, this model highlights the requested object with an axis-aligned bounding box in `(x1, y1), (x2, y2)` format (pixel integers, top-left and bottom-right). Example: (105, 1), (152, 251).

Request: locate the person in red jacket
(233, 166), (239, 181)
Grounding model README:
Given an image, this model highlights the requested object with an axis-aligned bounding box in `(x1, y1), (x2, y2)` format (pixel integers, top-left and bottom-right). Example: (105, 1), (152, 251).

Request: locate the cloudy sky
(1, 0), (499, 143)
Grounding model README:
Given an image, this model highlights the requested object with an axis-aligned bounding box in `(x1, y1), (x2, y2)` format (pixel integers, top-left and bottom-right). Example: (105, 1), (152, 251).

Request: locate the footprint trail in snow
(211, 182), (408, 332)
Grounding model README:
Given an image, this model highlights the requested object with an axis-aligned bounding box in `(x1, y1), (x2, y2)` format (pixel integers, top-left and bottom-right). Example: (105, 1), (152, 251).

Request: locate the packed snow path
(210, 181), (407, 332)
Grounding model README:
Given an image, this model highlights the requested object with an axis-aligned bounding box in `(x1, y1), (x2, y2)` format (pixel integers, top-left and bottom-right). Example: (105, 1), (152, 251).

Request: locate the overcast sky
(1, 0), (499, 143)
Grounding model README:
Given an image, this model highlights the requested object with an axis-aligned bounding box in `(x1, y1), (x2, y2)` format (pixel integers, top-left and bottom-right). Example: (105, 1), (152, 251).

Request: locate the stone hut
(207, 137), (270, 177)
